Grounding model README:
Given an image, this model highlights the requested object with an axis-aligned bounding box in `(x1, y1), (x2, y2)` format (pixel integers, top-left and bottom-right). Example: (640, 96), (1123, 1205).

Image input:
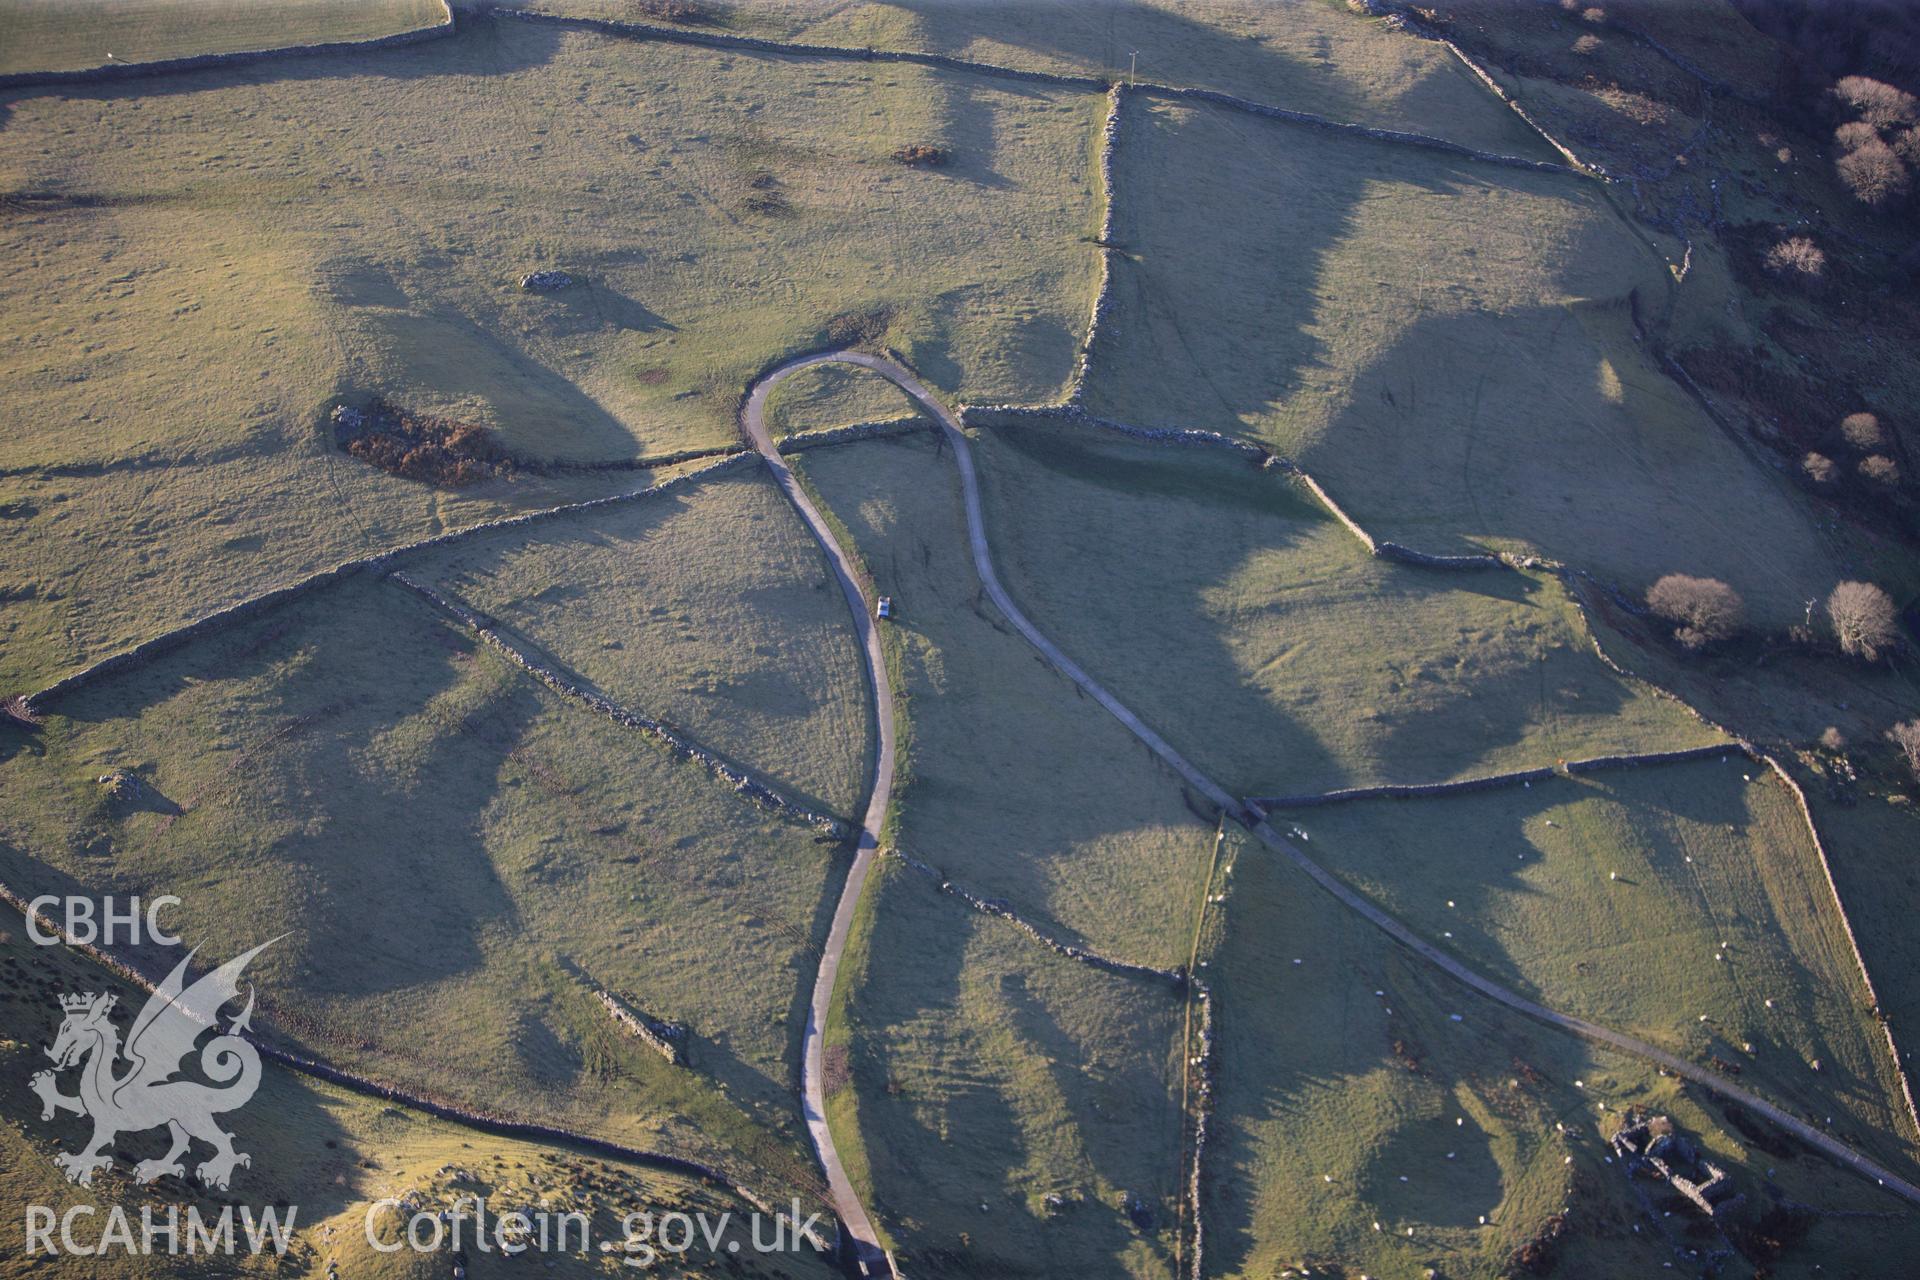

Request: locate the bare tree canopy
(1860, 454), (1903, 486)
(1841, 411), (1887, 451)
(1764, 235), (1828, 283)
(1889, 720), (1920, 783)
(1647, 574), (1746, 652)
(1803, 451), (1838, 484)
(1837, 138), (1912, 208)
(1828, 581), (1901, 660)
(1832, 75), (1920, 129)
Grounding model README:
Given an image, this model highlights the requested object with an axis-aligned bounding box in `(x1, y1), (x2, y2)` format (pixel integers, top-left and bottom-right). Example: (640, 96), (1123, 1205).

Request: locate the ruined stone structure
(1611, 1114), (1746, 1219)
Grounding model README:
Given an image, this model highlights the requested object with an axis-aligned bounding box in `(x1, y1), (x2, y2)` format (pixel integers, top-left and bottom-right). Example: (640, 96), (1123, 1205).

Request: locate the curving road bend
(744, 351), (1920, 1269)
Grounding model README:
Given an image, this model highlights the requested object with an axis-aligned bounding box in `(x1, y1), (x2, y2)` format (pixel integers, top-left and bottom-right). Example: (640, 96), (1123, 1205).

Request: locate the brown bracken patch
(333, 400), (512, 488)
(822, 1043), (852, 1097)
(892, 143), (949, 167)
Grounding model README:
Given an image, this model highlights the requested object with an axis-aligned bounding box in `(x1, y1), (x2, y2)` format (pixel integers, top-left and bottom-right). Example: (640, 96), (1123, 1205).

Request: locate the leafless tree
(1802, 451), (1838, 484)
(1835, 120), (1880, 151)
(1860, 454), (1903, 486)
(1889, 720), (1920, 784)
(1764, 236), (1827, 284)
(1828, 581), (1901, 661)
(1647, 574), (1745, 652)
(1837, 139), (1912, 209)
(1841, 411), (1887, 451)
(1832, 76), (1920, 129)
(1820, 725), (1848, 753)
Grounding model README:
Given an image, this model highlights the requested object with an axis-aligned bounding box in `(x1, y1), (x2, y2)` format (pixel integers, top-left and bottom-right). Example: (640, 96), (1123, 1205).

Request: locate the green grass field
(1800, 790), (1920, 1088)
(0, 908), (839, 1278)
(829, 858), (1187, 1278)
(1275, 758), (1920, 1178)
(970, 419), (1725, 799)
(764, 361), (921, 439)
(1204, 827), (1920, 1279)
(1082, 93), (1852, 626)
(404, 467), (872, 821)
(1578, 598), (1920, 1073)
(0, 11), (1104, 691)
(793, 431), (1217, 969)
(1206, 828), (1597, 1278)
(520, 0), (1556, 160)
(0, 0), (448, 76)
(0, 572), (845, 1198)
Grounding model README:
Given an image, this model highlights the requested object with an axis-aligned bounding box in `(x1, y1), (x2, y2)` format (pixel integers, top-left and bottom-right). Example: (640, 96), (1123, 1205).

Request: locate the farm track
(743, 352), (1920, 1263)
(742, 357), (898, 1276)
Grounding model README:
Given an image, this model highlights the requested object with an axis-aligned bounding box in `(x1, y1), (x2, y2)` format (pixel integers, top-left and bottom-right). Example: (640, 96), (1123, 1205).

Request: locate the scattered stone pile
(519, 270), (575, 292)
(2, 694), (43, 727)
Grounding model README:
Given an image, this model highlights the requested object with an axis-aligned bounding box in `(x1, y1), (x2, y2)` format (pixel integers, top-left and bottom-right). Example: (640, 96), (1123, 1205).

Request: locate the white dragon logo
(30, 940), (276, 1190)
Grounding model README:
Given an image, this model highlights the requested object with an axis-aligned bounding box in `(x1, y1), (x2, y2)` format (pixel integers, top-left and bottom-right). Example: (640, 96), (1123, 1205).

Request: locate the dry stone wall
(1254, 745), (1742, 810)
(0, 2), (454, 90)
(777, 417), (928, 454)
(596, 989), (687, 1066)
(391, 573), (848, 837)
(491, 5), (1591, 177)
(25, 454), (755, 710)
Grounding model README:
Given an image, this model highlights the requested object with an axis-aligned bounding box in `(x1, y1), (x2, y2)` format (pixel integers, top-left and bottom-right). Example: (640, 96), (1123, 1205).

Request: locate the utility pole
(1128, 50), (1138, 87)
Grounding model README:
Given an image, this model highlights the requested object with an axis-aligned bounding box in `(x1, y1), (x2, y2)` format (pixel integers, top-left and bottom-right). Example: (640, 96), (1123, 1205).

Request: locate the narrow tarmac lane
(742, 357), (895, 1275)
(744, 352), (1920, 1272)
